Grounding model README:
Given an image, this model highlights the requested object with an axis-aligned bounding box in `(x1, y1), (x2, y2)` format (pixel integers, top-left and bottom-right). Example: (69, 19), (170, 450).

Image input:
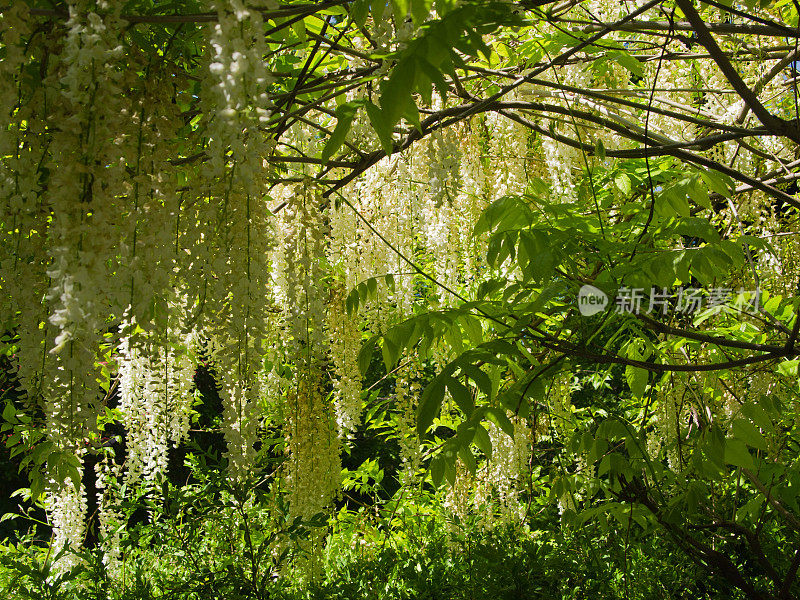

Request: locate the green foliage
(1, 401), (81, 503)
(349, 162), (800, 598)
(4, 1), (800, 598)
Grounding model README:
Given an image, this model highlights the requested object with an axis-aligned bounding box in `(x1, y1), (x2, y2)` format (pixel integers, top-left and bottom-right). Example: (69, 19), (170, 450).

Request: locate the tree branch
(674, 0), (800, 144)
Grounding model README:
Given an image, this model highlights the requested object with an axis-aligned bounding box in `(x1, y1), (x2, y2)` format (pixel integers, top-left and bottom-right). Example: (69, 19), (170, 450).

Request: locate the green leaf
(485, 406), (514, 436)
(741, 402), (775, 434)
(404, 97), (422, 132)
(443, 450), (457, 486)
(703, 425), (727, 471)
(434, 0), (458, 15)
(430, 455), (445, 486)
(739, 235), (777, 257)
(417, 377), (446, 435)
(665, 187), (690, 217)
(391, 0), (410, 20)
(28, 441), (53, 467)
(615, 173), (632, 195)
(291, 19), (307, 42)
(498, 373), (543, 417)
(345, 288), (360, 315)
(30, 477), (44, 503)
(595, 138), (606, 160)
(473, 424), (492, 459)
(350, 0), (370, 28)
(2, 401), (15, 423)
(382, 320), (417, 372)
(411, 0), (433, 25)
(462, 363), (492, 397)
(365, 101), (394, 155)
(382, 337), (401, 373)
(460, 315), (483, 346)
(688, 177), (711, 209)
(724, 439), (754, 469)
(466, 28), (492, 62)
(731, 418), (767, 452)
(518, 229), (555, 283)
(367, 276), (378, 299)
(713, 240), (743, 267)
(446, 378), (474, 416)
(625, 339), (650, 397)
(625, 365), (648, 398)
(610, 50), (643, 77)
(458, 443), (477, 474)
(381, 58), (417, 129)
(358, 335), (380, 376)
(417, 55), (450, 101)
(371, 0), (386, 20)
(321, 102), (361, 164)
(699, 169), (733, 197)
(476, 278), (505, 300)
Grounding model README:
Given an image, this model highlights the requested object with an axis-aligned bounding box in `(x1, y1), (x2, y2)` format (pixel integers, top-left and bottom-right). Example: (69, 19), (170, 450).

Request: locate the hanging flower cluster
(272, 183), (341, 517)
(45, 477), (88, 573)
(44, 1), (129, 445)
(205, 0), (274, 185)
(327, 284), (363, 435)
(118, 330), (196, 485)
(394, 360), (424, 481)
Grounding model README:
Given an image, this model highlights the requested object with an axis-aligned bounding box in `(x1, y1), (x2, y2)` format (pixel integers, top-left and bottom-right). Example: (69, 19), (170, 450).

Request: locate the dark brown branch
(625, 482), (775, 600)
(581, 19), (797, 37)
(727, 171), (800, 200)
(269, 66), (377, 102)
(170, 153), (357, 169)
(492, 106), (800, 211)
(736, 48), (800, 124)
(699, 0), (798, 37)
(304, 29), (381, 63)
(431, 0), (664, 132)
(497, 100), (762, 149)
(674, 0), (800, 144)
(779, 544), (800, 600)
(742, 469), (800, 534)
(266, 77), (367, 138)
(535, 334), (786, 373)
(521, 76), (763, 135)
(635, 313), (787, 354)
(689, 520), (783, 590)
